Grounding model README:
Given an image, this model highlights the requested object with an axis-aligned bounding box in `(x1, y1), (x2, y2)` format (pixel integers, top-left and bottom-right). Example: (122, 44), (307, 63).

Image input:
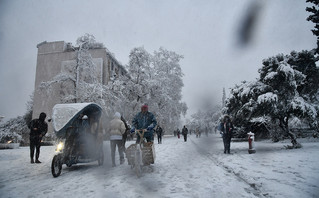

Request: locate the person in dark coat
(182, 125), (188, 142)
(121, 115), (130, 152)
(156, 125), (163, 144)
(131, 104), (157, 143)
(28, 112), (48, 163)
(219, 115), (234, 154)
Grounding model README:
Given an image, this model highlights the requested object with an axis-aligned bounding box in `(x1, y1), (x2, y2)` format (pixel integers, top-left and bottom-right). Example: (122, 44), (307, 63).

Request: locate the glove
(130, 127), (135, 133)
(147, 124), (154, 131)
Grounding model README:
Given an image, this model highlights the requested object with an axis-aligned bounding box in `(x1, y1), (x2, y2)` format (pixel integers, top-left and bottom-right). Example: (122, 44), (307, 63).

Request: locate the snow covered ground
(0, 134), (318, 198)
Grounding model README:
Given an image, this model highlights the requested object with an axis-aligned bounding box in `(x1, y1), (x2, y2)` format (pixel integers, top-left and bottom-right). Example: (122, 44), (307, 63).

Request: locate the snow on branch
(257, 92), (278, 104)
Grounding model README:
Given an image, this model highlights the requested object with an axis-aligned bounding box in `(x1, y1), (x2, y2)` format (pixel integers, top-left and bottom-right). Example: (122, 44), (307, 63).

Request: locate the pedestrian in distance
(156, 125), (163, 144)
(28, 112), (48, 164)
(131, 104), (157, 143)
(195, 127), (200, 138)
(109, 112), (126, 167)
(219, 115), (234, 154)
(177, 128), (181, 139)
(182, 125), (188, 142)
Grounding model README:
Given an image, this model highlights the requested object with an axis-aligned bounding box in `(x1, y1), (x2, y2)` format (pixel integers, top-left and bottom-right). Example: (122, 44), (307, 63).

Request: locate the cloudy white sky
(0, 0), (316, 120)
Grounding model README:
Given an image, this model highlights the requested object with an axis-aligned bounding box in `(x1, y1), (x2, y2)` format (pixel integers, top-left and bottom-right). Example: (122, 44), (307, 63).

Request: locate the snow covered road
(1, 134), (318, 198)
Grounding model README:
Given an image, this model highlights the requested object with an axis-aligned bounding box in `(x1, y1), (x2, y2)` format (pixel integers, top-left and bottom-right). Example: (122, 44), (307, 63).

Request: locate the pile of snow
(0, 134), (318, 197)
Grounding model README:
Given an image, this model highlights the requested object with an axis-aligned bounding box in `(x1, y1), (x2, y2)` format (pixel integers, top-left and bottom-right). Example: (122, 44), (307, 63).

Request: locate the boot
(31, 158), (34, 164)
(35, 159), (41, 163)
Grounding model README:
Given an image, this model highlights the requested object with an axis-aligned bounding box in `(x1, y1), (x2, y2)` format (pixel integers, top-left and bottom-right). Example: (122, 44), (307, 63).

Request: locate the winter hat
(114, 112), (121, 118)
(82, 115), (88, 119)
(39, 112), (46, 121)
(141, 104), (148, 111)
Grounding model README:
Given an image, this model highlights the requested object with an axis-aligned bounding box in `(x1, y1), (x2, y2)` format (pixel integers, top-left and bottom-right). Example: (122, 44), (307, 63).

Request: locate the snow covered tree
(121, 47), (187, 132)
(306, 0), (319, 55)
(38, 37), (187, 132)
(288, 50), (319, 102)
(259, 54), (316, 147)
(226, 51), (319, 148)
(151, 47), (187, 132)
(126, 47), (153, 113)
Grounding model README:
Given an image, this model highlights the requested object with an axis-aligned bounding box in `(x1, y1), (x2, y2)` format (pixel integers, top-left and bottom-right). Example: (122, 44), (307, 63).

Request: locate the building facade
(32, 41), (125, 134)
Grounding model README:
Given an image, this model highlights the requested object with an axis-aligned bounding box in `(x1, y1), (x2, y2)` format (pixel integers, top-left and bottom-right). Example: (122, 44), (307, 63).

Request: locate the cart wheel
(98, 149), (104, 166)
(51, 155), (62, 177)
(134, 150), (142, 177)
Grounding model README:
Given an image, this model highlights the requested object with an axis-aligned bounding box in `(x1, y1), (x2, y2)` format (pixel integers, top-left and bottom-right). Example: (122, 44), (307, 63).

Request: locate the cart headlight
(56, 142), (64, 152)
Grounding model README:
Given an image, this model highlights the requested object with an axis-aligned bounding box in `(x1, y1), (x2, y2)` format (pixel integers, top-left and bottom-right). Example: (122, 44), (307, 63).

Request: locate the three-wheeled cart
(51, 103), (104, 177)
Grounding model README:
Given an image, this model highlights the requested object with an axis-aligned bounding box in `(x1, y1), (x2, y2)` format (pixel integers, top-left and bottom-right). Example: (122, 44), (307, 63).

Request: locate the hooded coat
(28, 113), (48, 142)
(109, 113), (126, 140)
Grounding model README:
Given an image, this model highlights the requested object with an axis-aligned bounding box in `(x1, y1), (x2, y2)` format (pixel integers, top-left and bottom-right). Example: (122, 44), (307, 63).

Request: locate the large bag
(141, 142), (155, 165)
(125, 142), (155, 166)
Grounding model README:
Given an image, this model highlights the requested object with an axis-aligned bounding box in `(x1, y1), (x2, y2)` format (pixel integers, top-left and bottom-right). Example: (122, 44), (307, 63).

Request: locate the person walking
(219, 115), (234, 154)
(195, 127), (200, 138)
(177, 128), (181, 139)
(156, 125), (163, 144)
(28, 112), (48, 164)
(182, 125), (188, 142)
(109, 112), (126, 167)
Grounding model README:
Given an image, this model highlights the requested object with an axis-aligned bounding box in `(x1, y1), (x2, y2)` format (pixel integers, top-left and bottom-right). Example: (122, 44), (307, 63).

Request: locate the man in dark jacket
(131, 104), (157, 143)
(219, 115), (234, 154)
(156, 125), (163, 144)
(182, 125), (188, 142)
(28, 112), (48, 163)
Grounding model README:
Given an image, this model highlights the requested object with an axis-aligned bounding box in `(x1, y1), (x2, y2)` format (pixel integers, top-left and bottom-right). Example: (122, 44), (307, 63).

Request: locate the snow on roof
(52, 103), (95, 132)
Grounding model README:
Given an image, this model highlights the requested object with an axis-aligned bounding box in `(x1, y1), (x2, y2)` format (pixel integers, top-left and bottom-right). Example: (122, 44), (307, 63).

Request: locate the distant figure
(156, 125), (163, 144)
(205, 127), (208, 137)
(182, 125), (188, 142)
(28, 112), (48, 164)
(219, 115), (234, 154)
(177, 128), (181, 139)
(196, 128), (200, 138)
(109, 112), (126, 167)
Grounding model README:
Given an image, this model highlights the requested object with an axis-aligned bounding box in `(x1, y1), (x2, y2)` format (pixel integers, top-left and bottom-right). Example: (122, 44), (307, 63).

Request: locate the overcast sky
(0, 0), (316, 121)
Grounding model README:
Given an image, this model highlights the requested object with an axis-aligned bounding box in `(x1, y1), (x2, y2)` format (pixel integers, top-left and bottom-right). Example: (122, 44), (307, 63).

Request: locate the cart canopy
(52, 103), (102, 138)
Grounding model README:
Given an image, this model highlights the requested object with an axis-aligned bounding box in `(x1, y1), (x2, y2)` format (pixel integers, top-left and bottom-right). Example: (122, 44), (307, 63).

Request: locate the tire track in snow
(189, 136), (270, 198)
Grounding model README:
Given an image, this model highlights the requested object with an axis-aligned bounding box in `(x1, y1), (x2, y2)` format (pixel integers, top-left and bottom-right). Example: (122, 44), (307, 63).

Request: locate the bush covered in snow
(0, 116), (26, 144)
